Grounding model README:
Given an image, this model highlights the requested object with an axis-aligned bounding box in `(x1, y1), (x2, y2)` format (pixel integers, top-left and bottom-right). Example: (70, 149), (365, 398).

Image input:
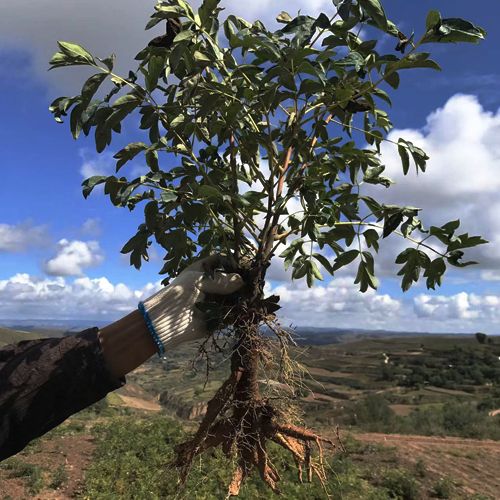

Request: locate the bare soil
(114, 394), (161, 412)
(0, 434), (95, 500)
(355, 432), (500, 499)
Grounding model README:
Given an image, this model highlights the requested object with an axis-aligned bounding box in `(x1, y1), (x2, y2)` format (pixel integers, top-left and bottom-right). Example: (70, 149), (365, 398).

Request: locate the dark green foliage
(397, 345), (500, 389)
(342, 396), (500, 440)
(475, 332), (488, 344)
(431, 477), (455, 499)
(381, 469), (419, 500)
(349, 394), (395, 430)
(49, 0), (486, 292)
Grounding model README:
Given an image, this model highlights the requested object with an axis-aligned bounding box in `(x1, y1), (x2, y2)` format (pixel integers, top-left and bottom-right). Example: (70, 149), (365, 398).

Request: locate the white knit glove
(138, 255), (244, 355)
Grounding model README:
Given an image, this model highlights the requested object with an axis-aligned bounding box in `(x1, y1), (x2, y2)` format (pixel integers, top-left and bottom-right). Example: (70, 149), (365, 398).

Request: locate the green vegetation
(380, 469), (419, 500)
(343, 394), (500, 440)
(0, 458), (45, 494)
(431, 477), (455, 499)
(81, 414), (437, 499)
(48, 464), (68, 490)
(83, 415), (350, 499)
(394, 346), (500, 389)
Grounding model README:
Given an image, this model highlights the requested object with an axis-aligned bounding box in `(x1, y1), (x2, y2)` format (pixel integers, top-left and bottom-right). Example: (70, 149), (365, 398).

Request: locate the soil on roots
(172, 322), (341, 496)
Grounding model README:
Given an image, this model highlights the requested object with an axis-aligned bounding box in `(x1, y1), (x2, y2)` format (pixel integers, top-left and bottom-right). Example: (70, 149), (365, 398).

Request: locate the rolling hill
(0, 326), (43, 347)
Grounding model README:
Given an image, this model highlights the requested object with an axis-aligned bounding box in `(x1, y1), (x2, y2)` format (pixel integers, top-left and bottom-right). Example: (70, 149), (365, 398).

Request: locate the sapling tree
(49, 0), (487, 494)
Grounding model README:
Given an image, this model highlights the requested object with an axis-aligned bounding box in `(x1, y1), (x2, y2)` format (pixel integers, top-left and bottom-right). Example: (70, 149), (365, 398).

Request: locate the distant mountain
(0, 326), (43, 347)
(0, 320), (482, 348)
(0, 318), (109, 332)
(285, 326), (465, 345)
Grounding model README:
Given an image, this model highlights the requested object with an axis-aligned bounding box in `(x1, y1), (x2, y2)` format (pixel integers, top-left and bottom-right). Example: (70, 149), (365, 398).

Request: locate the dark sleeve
(0, 328), (125, 461)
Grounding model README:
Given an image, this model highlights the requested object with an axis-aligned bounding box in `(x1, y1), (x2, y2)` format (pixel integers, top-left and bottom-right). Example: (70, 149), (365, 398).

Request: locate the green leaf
(161, 191), (178, 203)
(313, 253), (333, 275)
(199, 0), (221, 30)
(193, 51), (211, 64)
(144, 201), (159, 229)
(391, 53), (441, 71)
(333, 0), (353, 21)
(354, 259), (379, 292)
(81, 73), (108, 106)
(423, 18), (486, 44)
(396, 248), (429, 291)
(145, 150), (159, 172)
(426, 10), (441, 31)
(447, 233), (488, 252)
(332, 249), (359, 271)
(310, 260), (323, 281)
(146, 55), (165, 92)
(198, 185), (222, 199)
(384, 71), (400, 89)
(314, 13), (331, 30)
(173, 30), (194, 43)
(112, 93), (142, 108)
(154, 5), (184, 18)
(114, 142), (147, 171)
(82, 175), (107, 199)
(276, 11), (292, 24)
(98, 54), (115, 71)
(383, 212), (403, 238)
(397, 138), (429, 174)
(292, 259), (309, 280)
(70, 103), (83, 139)
(363, 229), (380, 252)
(424, 257), (446, 290)
(358, 0), (388, 30)
(398, 140), (410, 175)
(57, 41), (95, 64)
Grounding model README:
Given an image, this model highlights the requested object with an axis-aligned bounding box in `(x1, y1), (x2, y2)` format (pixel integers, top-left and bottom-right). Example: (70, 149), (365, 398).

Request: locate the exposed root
(172, 318), (343, 496)
(227, 463), (245, 497)
(174, 368), (242, 477)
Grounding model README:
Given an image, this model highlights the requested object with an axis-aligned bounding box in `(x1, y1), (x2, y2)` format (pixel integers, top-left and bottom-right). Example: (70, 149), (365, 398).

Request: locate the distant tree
(475, 332), (488, 344)
(49, 0), (486, 494)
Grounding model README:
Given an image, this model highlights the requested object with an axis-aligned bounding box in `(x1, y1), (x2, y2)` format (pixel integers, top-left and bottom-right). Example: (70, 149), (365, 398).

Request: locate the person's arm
(0, 256), (243, 461)
(98, 310), (157, 379)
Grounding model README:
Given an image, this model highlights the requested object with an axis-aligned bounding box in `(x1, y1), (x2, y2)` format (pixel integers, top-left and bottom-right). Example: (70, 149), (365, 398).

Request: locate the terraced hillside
(1, 330), (499, 498)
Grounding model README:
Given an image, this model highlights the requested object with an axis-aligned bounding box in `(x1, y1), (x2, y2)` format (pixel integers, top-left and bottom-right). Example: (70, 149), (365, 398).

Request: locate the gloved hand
(138, 255), (244, 355)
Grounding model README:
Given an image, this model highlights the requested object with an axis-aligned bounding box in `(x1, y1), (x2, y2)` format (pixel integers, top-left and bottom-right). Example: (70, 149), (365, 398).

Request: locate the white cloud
(0, 273), (161, 320)
(0, 268), (498, 332)
(81, 218), (102, 237)
(265, 277), (500, 334)
(0, 0), (333, 91)
(414, 292), (500, 323)
(364, 94), (500, 277)
(43, 239), (104, 276)
(481, 270), (500, 281)
(0, 221), (49, 253)
(268, 277), (402, 328)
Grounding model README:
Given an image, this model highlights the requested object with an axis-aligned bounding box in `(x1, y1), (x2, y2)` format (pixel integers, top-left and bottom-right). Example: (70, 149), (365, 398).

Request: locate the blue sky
(1, 0), (500, 333)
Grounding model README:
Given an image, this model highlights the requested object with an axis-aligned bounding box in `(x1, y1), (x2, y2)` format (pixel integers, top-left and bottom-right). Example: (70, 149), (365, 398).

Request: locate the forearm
(98, 310), (157, 378)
